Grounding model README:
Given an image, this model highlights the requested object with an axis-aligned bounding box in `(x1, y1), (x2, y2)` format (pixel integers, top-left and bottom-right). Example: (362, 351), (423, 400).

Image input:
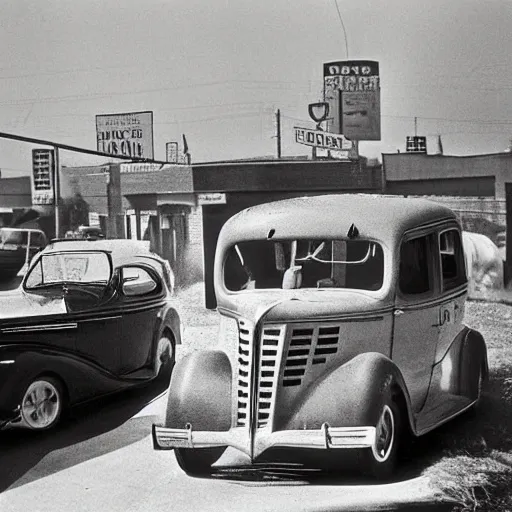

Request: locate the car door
(117, 265), (162, 374)
(435, 227), (468, 361)
(392, 231), (441, 413)
(66, 252), (123, 374)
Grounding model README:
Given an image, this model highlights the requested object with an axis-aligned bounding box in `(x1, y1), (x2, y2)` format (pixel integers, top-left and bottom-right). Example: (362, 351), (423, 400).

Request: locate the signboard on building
(406, 136), (427, 153)
(96, 111), (154, 159)
(120, 163), (162, 173)
(31, 149), (55, 205)
(323, 60), (381, 141)
(166, 142), (179, 163)
(294, 127), (353, 151)
(197, 193), (227, 205)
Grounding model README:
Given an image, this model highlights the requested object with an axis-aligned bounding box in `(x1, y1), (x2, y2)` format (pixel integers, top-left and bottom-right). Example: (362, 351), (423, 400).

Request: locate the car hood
(0, 288), (67, 321)
(217, 289), (393, 324)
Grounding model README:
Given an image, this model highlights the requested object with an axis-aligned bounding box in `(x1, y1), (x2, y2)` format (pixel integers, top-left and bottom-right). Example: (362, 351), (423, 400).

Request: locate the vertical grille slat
(255, 326), (286, 428)
(236, 320), (252, 427)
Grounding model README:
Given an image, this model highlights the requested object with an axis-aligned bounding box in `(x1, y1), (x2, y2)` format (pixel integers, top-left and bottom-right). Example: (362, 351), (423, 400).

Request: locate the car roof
(219, 194), (458, 246)
(42, 239), (162, 266)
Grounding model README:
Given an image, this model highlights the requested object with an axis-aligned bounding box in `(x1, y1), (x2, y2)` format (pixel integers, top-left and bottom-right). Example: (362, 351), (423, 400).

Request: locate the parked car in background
(0, 227), (48, 281)
(153, 194), (488, 479)
(65, 225), (105, 240)
(0, 238), (181, 431)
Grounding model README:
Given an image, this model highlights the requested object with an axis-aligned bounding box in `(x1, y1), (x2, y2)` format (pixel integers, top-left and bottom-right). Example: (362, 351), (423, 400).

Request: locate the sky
(1, 0), (512, 176)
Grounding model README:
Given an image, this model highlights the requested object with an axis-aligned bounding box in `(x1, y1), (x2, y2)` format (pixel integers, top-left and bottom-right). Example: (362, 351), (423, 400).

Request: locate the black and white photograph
(1, 1), (512, 511)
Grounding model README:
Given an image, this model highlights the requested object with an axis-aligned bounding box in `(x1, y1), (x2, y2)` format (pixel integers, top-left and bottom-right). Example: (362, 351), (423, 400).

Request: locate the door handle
(394, 309), (404, 316)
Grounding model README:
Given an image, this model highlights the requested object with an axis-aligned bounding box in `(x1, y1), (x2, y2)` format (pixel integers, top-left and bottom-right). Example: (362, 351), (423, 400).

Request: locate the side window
(399, 235), (432, 295)
(122, 266), (159, 297)
(439, 229), (466, 291)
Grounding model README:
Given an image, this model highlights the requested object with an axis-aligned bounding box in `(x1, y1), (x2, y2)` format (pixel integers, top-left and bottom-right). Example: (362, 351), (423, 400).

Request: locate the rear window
(224, 239), (384, 291)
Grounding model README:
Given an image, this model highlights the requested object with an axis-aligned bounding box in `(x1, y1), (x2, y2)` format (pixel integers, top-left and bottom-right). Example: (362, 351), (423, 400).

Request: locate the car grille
(235, 321), (341, 428)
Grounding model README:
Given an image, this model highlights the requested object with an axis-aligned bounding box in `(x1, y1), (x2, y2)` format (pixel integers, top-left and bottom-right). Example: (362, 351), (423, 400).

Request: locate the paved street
(0, 277), (449, 512)
(0, 369), (449, 512)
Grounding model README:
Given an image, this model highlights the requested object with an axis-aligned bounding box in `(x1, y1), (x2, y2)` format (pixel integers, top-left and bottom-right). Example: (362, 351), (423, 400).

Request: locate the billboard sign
(323, 60), (381, 141)
(166, 142), (179, 163)
(31, 149), (55, 205)
(294, 127), (353, 151)
(96, 111), (154, 159)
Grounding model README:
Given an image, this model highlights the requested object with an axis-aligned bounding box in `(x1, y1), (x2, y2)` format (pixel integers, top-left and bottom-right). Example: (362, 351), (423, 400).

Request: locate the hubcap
(372, 405), (395, 463)
(21, 380), (61, 430)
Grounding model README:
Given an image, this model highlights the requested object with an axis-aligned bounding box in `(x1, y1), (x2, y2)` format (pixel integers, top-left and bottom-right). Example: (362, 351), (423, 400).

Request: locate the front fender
(157, 305), (182, 345)
(0, 345), (134, 420)
(278, 352), (414, 432)
(165, 350), (232, 431)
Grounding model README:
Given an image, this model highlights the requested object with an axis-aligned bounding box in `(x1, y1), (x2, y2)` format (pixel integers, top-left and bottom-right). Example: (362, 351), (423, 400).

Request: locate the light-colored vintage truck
(153, 194), (488, 479)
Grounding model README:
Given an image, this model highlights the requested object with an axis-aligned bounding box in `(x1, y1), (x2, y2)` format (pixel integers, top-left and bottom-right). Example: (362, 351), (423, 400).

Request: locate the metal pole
(276, 109), (282, 159)
(53, 146), (60, 238)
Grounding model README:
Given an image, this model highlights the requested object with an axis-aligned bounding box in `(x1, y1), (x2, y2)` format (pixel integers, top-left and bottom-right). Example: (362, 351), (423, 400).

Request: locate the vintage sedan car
(0, 238), (181, 431)
(153, 194), (488, 479)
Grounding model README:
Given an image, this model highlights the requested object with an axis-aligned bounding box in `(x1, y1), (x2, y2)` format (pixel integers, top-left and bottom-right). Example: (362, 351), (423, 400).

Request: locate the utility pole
(53, 146), (61, 238)
(275, 109), (282, 159)
(414, 117), (418, 136)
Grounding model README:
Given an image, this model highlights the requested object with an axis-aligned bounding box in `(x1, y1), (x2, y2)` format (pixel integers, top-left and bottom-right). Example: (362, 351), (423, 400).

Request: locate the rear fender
(279, 352), (415, 433)
(165, 350), (232, 431)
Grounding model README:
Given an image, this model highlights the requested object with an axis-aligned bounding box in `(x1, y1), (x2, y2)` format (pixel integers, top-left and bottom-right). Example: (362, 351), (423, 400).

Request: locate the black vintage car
(0, 239), (181, 431)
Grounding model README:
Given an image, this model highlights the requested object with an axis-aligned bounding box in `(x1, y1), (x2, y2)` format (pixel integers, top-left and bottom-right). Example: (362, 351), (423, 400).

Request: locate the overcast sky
(1, 0), (512, 176)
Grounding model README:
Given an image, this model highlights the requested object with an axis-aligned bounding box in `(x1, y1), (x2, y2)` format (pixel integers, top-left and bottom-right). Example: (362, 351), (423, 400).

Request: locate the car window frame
(119, 263), (163, 299)
(396, 229), (439, 303)
(438, 226), (467, 294)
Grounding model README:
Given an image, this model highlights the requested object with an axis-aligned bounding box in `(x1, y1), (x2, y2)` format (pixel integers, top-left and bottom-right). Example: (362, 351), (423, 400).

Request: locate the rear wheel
(360, 397), (402, 480)
(155, 334), (175, 380)
(175, 447), (225, 477)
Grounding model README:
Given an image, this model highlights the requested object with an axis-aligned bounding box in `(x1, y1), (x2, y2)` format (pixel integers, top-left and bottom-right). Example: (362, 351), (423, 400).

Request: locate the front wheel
(20, 376), (64, 431)
(359, 398), (402, 480)
(175, 447), (225, 478)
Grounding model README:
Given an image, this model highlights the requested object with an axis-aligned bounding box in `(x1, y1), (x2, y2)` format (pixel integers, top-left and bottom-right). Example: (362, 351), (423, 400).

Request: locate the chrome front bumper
(152, 423), (376, 458)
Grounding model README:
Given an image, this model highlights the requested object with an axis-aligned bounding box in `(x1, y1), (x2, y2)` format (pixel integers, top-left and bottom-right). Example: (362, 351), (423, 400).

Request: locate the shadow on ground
(0, 376), (169, 493)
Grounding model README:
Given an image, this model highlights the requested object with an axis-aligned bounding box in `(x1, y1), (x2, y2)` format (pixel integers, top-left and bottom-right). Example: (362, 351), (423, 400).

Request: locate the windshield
(25, 251), (111, 289)
(224, 239), (384, 291)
